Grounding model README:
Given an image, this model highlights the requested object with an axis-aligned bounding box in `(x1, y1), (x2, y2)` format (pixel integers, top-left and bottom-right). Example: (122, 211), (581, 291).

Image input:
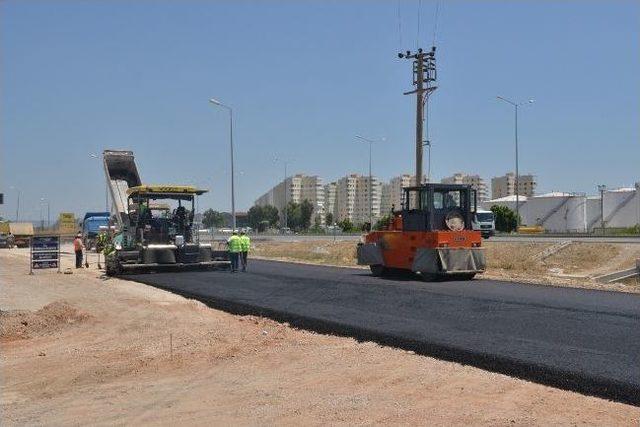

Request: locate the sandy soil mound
(0, 301), (90, 341)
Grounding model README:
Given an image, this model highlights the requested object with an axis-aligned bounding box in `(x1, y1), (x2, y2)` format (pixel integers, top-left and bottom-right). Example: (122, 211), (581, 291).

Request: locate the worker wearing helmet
(227, 230), (242, 273)
(239, 230), (251, 272)
(73, 232), (84, 268)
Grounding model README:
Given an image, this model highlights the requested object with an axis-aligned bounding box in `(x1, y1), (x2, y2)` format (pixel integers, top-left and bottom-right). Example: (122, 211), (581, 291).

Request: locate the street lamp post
(423, 140), (432, 183)
(496, 96), (534, 228)
(598, 184), (607, 234)
(90, 154), (109, 212)
(40, 197), (50, 229)
(274, 157), (292, 229)
(355, 135), (384, 227)
(9, 186), (20, 221)
(209, 98), (236, 230)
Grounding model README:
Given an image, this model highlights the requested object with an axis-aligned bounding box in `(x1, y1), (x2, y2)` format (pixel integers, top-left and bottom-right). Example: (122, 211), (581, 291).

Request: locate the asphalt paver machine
(357, 46), (486, 280)
(103, 150), (230, 275)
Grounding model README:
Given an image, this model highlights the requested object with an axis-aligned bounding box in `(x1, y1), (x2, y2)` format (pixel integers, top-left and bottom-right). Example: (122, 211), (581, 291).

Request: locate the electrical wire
(416, 0), (422, 49)
(396, 0), (403, 51)
(432, 0), (441, 47)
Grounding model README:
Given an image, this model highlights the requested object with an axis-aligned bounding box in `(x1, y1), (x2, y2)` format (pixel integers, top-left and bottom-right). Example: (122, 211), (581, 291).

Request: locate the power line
(416, 0), (422, 49)
(432, 0), (441, 46)
(396, 0), (403, 51)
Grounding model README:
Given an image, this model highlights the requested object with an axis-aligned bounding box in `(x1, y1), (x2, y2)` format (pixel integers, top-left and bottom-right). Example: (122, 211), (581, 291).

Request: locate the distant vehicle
(82, 212), (110, 249)
(280, 227), (292, 234)
(0, 232), (15, 248)
(472, 209), (496, 238)
(8, 222), (34, 248)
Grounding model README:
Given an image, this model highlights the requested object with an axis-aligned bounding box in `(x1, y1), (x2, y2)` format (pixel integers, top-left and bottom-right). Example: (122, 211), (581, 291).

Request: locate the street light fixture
(598, 184), (607, 234)
(40, 197), (50, 229)
(9, 186), (20, 221)
(90, 153), (110, 212)
(274, 157), (293, 230)
(209, 98), (236, 230)
(355, 135), (385, 227)
(496, 96), (534, 228)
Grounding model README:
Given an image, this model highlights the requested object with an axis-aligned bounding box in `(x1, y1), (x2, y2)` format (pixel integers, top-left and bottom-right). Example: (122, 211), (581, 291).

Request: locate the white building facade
(335, 174), (382, 224)
(255, 174), (325, 224)
(380, 174), (416, 215)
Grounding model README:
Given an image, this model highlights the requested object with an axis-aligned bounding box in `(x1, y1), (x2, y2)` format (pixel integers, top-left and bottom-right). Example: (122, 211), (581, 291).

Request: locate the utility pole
(399, 46), (437, 188)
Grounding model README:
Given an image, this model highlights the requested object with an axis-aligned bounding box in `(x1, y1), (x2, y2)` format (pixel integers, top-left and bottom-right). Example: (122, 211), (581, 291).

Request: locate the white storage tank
(522, 193), (587, 232)
(481, 195), (524, 214)
(604, 185), (640, 228)
(585, 196), (602, 230)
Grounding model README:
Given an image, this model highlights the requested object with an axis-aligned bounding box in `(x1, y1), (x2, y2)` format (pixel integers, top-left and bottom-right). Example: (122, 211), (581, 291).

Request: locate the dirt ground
(1, 246), (639, 425)
(251, 240), (640, 293)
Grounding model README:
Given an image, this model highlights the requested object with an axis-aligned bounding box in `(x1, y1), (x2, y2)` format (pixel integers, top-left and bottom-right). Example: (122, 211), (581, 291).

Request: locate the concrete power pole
(399, 47), (437, 188)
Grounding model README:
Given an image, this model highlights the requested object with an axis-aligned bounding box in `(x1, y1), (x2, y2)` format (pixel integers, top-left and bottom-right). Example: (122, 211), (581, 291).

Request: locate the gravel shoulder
(1, 246), (638, 425)
(251, 240), (640, 293)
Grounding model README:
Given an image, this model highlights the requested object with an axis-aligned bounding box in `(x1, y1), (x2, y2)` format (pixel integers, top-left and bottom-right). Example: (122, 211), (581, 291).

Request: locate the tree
(299, 199), (314, 230)
(490, 205), (519, 233)
(202, 209), (225, 229)
(325, 212), (334, 225)
(374, 214), (392, 230)
(262, 205), (280, 227)
(337, 218), (354, 233)
(285, 202), (300, 230)
(247, 206), (264, 230)
(248, 205), (280, 231)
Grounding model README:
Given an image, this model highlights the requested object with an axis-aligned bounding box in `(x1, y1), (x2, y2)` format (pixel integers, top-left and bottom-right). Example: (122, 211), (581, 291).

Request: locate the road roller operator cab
(357, 183), (486, 280)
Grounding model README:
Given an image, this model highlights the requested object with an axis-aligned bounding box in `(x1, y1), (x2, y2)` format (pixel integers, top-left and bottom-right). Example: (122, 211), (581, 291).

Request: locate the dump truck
(102, 150), (230, 275)
(7, 222), (34, 248)
(0, 222), (15, 248)
(82, 212), (110, 249)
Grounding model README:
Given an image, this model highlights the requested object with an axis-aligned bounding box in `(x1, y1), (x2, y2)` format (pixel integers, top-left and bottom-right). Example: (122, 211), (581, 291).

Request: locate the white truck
(472, 209), (495, 238)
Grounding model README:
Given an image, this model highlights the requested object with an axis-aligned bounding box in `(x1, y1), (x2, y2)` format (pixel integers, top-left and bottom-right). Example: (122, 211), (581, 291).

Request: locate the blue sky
(1, 0), (638, 220)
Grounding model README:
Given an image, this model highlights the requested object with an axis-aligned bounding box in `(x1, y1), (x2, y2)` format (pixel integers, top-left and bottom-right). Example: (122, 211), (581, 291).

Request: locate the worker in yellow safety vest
(227, 231), (242, 273)
(239, 230), (251, 272)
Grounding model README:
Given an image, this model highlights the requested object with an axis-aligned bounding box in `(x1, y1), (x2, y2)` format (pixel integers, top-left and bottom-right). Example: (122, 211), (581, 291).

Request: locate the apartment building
(255, 174), (325, 224)
(334, 174), (382, 224)
(323, 182), (337, 222)
(441, 173), (489, 201)
(380, 174), (416, 214)
(491, 172), (537, 199)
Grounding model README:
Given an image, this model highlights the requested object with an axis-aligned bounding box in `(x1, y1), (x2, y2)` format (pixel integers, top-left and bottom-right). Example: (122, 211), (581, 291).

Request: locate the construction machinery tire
(105, 257), (122, 277)
(370, 264), (386, 277)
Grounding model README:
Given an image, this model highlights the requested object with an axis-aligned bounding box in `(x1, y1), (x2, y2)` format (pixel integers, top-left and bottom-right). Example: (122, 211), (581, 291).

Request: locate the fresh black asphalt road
(124, 260), (640, 405)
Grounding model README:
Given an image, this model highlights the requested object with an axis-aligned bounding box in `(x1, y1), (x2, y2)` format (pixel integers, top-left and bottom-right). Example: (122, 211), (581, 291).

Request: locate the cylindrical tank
(604, 188), (640, 228)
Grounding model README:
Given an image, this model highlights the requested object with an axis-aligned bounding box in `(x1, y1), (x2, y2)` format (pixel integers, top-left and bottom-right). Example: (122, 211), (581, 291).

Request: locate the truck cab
(472, 209), (496, 238)
(82, 212), (110, 249)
